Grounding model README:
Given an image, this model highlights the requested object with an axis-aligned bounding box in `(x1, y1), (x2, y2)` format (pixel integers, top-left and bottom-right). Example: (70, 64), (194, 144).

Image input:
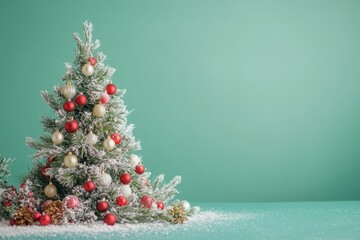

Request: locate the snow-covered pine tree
(24, 21), (197, 226)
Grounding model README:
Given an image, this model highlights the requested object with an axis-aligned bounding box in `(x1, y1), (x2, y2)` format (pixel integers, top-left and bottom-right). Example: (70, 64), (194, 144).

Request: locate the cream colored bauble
(85, 131), (98, 145)
(129, 154), (141, 166)
(81, 63), (94, 76)
(93, 103), (106, 117)
(64, 152), (78, 168)
(103, 137), (115, 151)
(118, 184), (132, 198)
(178, 200), (191, 212)
(44, 182), (57, 198)
(61, 82), (76, 99)
(51, 130), (64, 145)
(97, 172), (112, 188)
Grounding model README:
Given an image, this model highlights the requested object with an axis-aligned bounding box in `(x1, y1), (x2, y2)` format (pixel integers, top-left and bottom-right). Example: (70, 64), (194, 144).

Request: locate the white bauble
(118, 184), (132, 198)
(178, 200), (191, 212)
(129, 154), (141, 166)
(103, 137), (115, 151)
(64, 152), (78, 168)
(51, 130), (64, 145)
(81, 63), (94, 76)
(61, 82), (76, 99)
(85, 131), (98, 145)
(93, 103), (106, 117)
(97, 172), (112, 188)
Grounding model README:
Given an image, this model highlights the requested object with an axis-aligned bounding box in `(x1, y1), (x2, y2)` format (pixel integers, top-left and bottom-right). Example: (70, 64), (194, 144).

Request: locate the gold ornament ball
(85, 131), (98, 145)
(82, 63), (94, 76)
(103, 137), (115, 151)
(44, 182), (57, 198)
(93, 103), (106, 117)
(64, 152), (78, 168)
(51, 130), (64, 145)
(61, 82), (77, 99)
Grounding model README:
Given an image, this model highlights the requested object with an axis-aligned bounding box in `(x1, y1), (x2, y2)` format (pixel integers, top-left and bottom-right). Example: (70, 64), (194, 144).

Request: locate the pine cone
(14, 206), (34, 226)
(44, 200), (63, 224)
(168, 206), (188, 224)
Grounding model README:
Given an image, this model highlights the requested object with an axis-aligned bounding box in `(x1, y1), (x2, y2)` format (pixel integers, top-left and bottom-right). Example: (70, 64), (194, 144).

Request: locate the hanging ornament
(93, 102), (106, 117)
(141, 195), (153, 208)
(39, 213), (51, 226)
(61, 82), (76, 99)
(178, 200), (191, 212)
(118, 184), (132, 198)
(106, 83), (117, 95)
(116, 196), (128, 207)
(110, 133), (122, 145)
(64, 152), (78, 168)
(65, 118), (79, 133)
(97, 172), (112, 188)
(63, 195), (79, 209)
(129, 154), (141, 166)
(135, 164), (145, 175)
(88, 56), (97, 66)
(85, 131), (98, 145)
(103, 137), (115, 151)
(63, 99), (76, 112)
(33, 211), (42, 222)
(104, 213), (116, 225)
(83, 179), (95, 192)
(101, 92), (110, 104)
(82, 62), (94, 76)
(40, 166), (49, 178)
(157, 201), (165, 210)
(120, 172), (131, 185)
(44, 182), (57, 198)
(75, 92), (87, 106)
(51, 130), (64, 145)
(96, 199), (109, 213)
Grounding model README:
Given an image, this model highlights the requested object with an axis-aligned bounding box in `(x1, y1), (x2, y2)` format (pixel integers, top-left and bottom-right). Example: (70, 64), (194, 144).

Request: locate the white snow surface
(0, 211), (252, 239)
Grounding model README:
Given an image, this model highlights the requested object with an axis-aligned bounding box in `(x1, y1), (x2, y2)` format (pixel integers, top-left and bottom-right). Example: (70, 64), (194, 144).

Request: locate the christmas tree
(0, 21), (197, 226)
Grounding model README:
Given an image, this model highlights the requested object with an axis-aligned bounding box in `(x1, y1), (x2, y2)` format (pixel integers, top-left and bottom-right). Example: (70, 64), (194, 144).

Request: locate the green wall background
(1, 0), (360, 202)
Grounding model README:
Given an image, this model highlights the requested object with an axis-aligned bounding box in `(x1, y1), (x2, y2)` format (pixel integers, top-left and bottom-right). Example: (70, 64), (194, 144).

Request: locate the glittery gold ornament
(168, 206), (187, 224)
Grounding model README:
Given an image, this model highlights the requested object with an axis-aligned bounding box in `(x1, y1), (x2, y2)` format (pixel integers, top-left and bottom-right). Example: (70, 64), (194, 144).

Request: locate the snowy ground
(0, 211), (250, 239)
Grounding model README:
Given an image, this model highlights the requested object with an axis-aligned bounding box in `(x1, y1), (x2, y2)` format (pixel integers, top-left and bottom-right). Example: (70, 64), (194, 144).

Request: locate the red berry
(4, 200), (11, 207)
(116, 196), (128, 207)
(104, 213), (116, 225)
(106, 83), (117, 95)
(83, 180), (95, 192)
(10, 218), (16, 226)
(39, 214), (51, 226)
(135, 164), (145, 175)
(157, 201), (165, 210)
(96, 200), (109, 213)
(141, 195), (153, 208)
(63, 100), (76, 112)
(65, 119), (79, 133)
(110, 133), (122, 145)
(40, 166), (49, 178)
(47, 157), (54, 164)
(75, 93), (87, 106)
(88, 57), (97, 66)
(120, 173), (131, 185)
(33, 211), (42, 221)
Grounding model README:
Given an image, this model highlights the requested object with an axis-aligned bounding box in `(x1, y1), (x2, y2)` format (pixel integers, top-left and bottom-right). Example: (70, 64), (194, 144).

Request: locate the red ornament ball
(33, 211), (42, 221)
(120, 173), (131, 185)
(39, 214), (51, 226)
(101, 92), (110, 104)
(156, 201), (165, 210)
(135, 164), (145, 175)
(10, 218), (16, 226)
(110, 133), (122, 145)
(141, 195), (153, 208)
(106, 83), (117, 95)
(75, 93), (87, 106)
(116, 196), (128, 207)
(63, 195), (79, 209)
(65, 119), (79, 133)
(88, 56), (97, 66)
(96, 200), (109, 213)
(40, 166), (49, 178)
(104, 213), (116, 225)
(83, 180), (95, 192)
(63, 100), (76, 112)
